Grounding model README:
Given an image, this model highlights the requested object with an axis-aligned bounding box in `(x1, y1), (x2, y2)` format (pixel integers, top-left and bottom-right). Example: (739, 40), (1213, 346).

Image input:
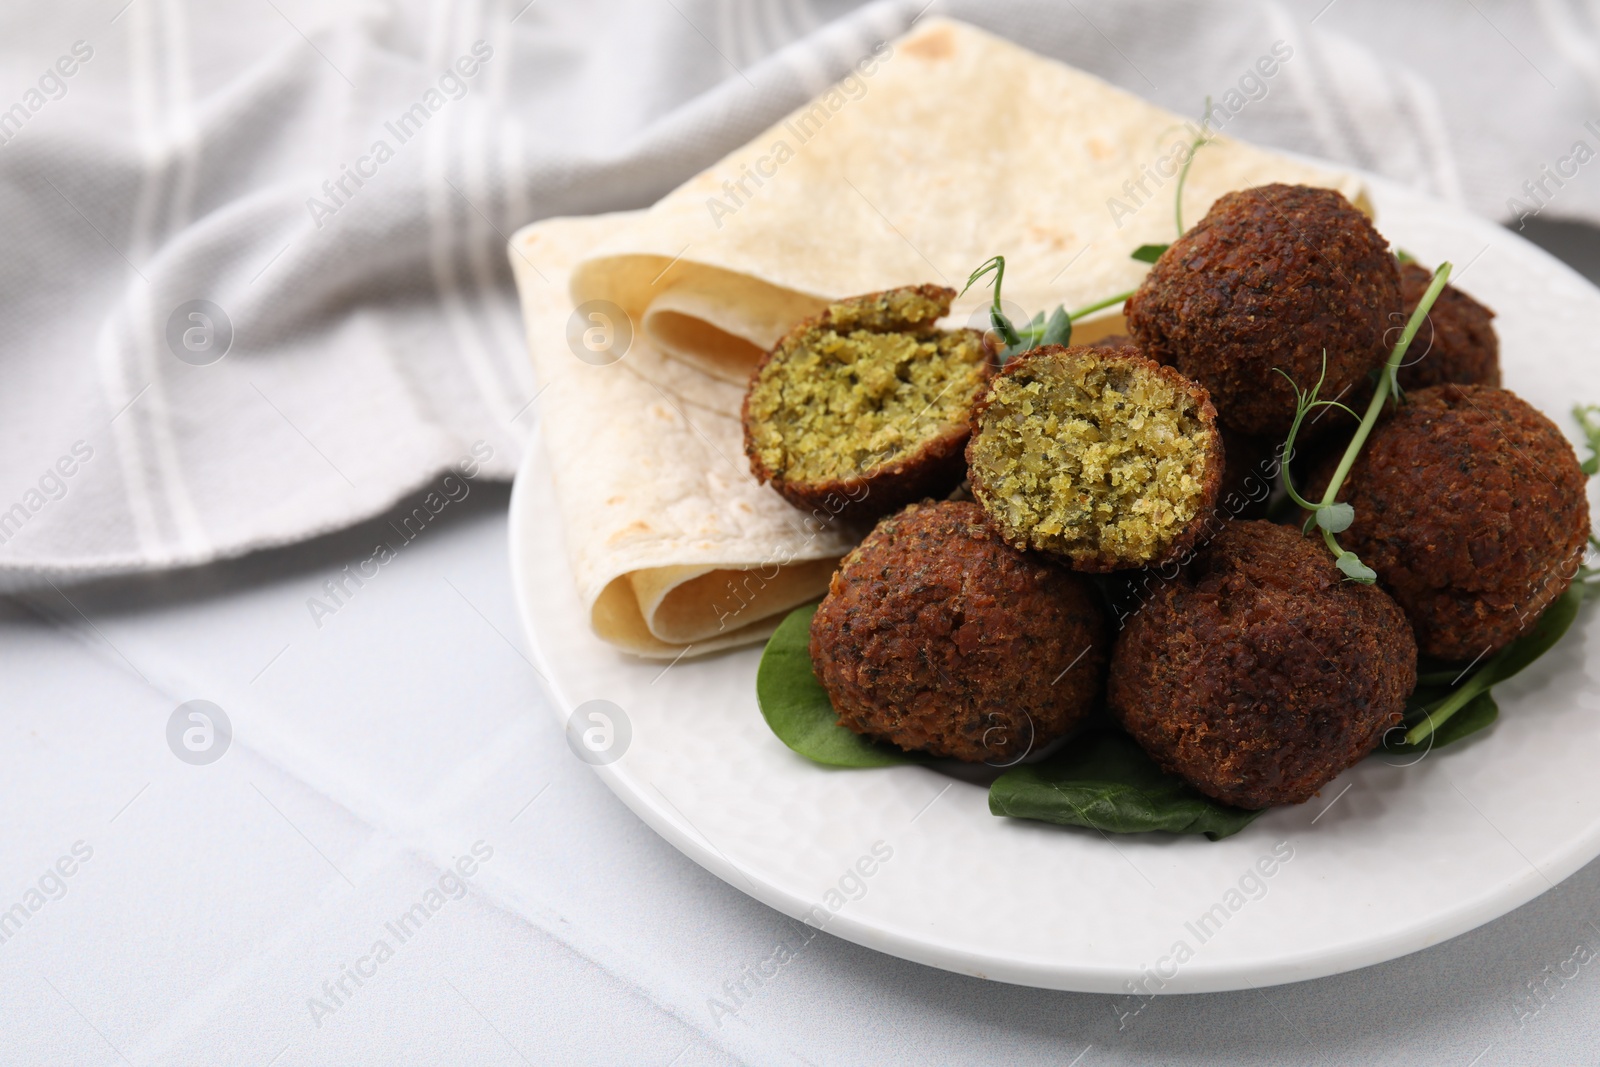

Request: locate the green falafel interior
(968, 345), (1221, 571)
(743, 286), (987, 487)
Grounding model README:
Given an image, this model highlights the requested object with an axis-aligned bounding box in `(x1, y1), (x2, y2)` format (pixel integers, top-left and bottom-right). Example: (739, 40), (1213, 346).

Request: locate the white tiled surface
(6, 484), (1600, 1066)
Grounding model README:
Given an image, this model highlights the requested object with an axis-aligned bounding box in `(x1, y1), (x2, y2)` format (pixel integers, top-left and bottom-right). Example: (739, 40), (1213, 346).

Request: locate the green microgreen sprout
(1406, 665), (1500, 748)
(961, 255), (1134, 366)
(962, 256), (1023, 352)
(1277, 263), (1454, 584)
(1173, 99), (1215, 237)
(1067, 290), (1135, 320)
(1395, 248), (1417, 264)
(1275, 356), (1368, 579)
(1129, 102), (1216, 265)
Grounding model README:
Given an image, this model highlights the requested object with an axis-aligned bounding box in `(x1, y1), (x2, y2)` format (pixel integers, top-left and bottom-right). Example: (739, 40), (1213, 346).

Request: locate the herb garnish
(966, 107), (1219, 362)
(1127, 103), (1215, 264)
(959, 256), (1135, 365)
(1172, 104), (1213, 237)
(1277, 264), (1454, 582)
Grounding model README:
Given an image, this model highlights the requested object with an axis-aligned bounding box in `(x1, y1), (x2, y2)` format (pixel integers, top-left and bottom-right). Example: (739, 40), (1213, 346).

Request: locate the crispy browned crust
(1395, 261), (1501, 391)
(740, 284), (989, 523)
(1125, 183), (1401, 439)
(746, 422), (975, 524)
(1085, 332), (1132, 350)
(1312, 384), (1589, 661)
(809, 500), (1110, 762)
(965, 343), (1226, 572)
(1109, 520), (1416, 809)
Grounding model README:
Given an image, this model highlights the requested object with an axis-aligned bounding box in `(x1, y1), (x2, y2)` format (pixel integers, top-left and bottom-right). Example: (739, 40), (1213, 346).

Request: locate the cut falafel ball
(742, 285), (989, 521)
(1094, 341), (1284, 517)
(1125, 183), (1401, 439)
(809, 499), (1109, 763)
(1109, 521), (1416, 809)
(966, 343), (1225, 572)
(1395, 261), (1500, 391)
(1312, 384), (1589, 662)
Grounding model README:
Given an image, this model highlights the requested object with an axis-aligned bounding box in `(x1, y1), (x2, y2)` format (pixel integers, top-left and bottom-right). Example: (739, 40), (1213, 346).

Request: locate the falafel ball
(966, 343), (1224, 571)
(1109, 521), (1415, 809)
(1395, 261), (1500, 391)
(809, 500), (1109, 762)
(1125, 183), (1401, 439)
(743, 285), (989, 521)
(1313, 384), (1589, 662)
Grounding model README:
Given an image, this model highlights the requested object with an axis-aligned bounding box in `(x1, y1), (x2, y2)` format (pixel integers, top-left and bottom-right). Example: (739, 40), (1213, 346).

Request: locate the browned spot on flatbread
(1025, 224), (1069, 252)
(606, 520), (654, 545)
(902, 26), (954, 60)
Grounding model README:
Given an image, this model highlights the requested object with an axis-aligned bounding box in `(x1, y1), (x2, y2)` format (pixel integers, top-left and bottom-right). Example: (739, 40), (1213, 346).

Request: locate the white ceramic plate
(509, 173), (1600, 993)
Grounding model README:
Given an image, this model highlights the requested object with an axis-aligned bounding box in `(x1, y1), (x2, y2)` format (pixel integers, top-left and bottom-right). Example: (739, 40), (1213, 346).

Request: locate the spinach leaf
(1400, 581), (1585, 747)
(1382, 691), (1499, 755)
(988, 731), (1263, 840)
(1479, 581), (1585, 686)
(1580, 406), (1600, 475)
(755, 603), (917, 768)
(1040, 305), (1072, 348)
(1130, 243), (1168, 264)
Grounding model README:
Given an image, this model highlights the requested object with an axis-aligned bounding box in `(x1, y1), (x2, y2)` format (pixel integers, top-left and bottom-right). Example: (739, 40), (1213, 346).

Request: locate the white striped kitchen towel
(0, 0), (1593, 588)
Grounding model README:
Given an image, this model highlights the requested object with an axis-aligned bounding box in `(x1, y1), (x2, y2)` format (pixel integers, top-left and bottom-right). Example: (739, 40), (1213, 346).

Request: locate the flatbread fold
(510, 213), (859, 658)
(509, 17), (1365, 659)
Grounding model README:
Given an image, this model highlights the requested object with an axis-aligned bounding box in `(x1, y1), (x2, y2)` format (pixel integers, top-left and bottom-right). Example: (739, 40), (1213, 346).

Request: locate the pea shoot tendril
(1277, 262), (1454, 583)
(960, 255), (1134, 366)
(1173, 99), (1215, 237)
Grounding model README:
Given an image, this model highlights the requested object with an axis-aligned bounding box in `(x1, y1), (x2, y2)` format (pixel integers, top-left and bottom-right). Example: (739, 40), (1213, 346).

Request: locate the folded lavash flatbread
(510, 16), (1366, 660)
(570, 17), (1368, 414)
(510, 212), (856, 658)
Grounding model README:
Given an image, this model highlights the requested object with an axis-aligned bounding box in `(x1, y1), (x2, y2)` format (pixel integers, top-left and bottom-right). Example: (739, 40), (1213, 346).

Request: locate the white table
(5, 473), (1600, 1066)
